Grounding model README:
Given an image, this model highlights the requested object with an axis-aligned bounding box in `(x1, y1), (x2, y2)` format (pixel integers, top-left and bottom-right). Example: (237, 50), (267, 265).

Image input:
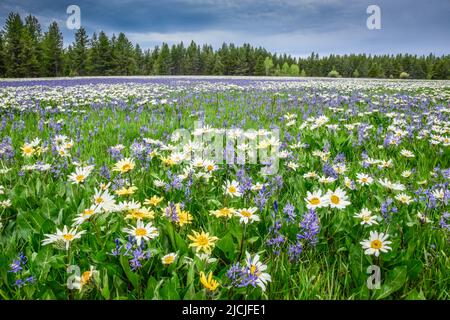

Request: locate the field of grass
(0, 77), (449, 300)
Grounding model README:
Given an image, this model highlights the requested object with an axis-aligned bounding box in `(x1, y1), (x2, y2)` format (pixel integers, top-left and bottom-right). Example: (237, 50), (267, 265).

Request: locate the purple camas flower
(439, 212), (450, 231)
(0, 136), (15, 161)
(99, 164), (111, 180)
(288, 242), (303, 262)
(130, 246), (152, 271)
(322, 162), (337, 179)
(227, 263), (258, 289)
(165, 202), (179, 223)
(297, 209), (320, 246)
(254, 186), (269, 212)
(283, 202), (296, 222)
(111, 237), (151, 270)
(165, 170), (182, 191)
(9, 253), (34, 288)
(111, 238), (122, 257)
(9, 259), (23, 273)
(381, 198), (396, 220)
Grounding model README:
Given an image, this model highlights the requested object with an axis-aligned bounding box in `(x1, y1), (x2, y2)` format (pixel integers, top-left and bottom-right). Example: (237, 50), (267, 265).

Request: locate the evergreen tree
(254, 55), (266, 76)
(289, 64), (300, 76)
(91, 31), (112, 75)
(112, 32), (135, 75)
(23, 15), (42, 76)
(0, 33), (5, 76)
(0, 12), (449, 79)
(3, 12), (24, 77)
(42, 21), (63, 76)
(72, 27), (89, 76)
(156, 42), (171, 75)
(212, 54), (224, 75)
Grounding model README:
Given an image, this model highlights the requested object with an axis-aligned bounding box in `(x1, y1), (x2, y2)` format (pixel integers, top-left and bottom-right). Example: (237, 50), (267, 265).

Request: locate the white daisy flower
(122, 220), (159, 246)
(235, 207), (260, 224)
(223, 180), (242, 197)
(326, 187), (351, 209)
(354, 208), (379, 226)
(305, 190), (329, 209)
(42, 225), (86, 250)
(356, 173), (374, 186)
(360, 231), (392, 257)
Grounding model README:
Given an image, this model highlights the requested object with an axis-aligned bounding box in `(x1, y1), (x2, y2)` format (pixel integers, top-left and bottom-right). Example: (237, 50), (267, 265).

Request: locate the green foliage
(399, 71), (410, 79)
(0, 12), (449, 78)
(328, 68), (340, 78)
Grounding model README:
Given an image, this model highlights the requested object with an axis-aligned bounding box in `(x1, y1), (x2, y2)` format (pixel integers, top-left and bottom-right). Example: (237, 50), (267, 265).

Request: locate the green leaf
(406, 259), (423, 280)
(160, 274), (180, 299)
(405, 289), (426, 300)
(376, 266), (408, 299)
(119, 255), (139, 289)
(216, 233), (236, 260)
(32, 246), (56, 281)
(101, 270), (110, 299)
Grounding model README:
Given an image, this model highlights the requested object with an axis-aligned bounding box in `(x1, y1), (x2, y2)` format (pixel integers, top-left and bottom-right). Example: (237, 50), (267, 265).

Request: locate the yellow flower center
(163, 256), (175, 264)
(83, 209), (94, 217)
(135, 228), (147, 236)
(370, 240), (382, 249)
(23, 146), (34, 155)
(330, 195), (340, 204)
(207, 165), (214, 171)
(240, 210), (252, 218)
(250, 265), (257, 275)
(75, 174), (85, 182)
(131, 210), (145, 219)
(63, 234), (74, 241)
(219, 208), (232, 217)
(362, 215), (371, 221)
(95, 197), (104, 204)
(361, 178), (368, 183)
(309, 197), (320, 205)
(228, 186), (237, 194)
(196, 235), (209, 246)
(122, 164), (131, 172)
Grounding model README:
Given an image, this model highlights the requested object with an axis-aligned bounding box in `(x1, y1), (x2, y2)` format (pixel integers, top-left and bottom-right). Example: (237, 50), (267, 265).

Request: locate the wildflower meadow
(0, 77), (449, 300)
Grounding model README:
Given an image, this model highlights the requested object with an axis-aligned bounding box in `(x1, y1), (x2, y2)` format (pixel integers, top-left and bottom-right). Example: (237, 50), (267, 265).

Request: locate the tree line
(0, 12), (449, 79)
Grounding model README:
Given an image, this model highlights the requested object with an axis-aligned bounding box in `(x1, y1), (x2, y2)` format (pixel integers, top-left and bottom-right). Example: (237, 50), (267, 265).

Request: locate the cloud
(0, 0), (448, 55)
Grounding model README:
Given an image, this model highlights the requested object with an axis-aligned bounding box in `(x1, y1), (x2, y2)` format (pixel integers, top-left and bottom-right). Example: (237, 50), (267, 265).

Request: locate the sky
(1, 0), (449, 57)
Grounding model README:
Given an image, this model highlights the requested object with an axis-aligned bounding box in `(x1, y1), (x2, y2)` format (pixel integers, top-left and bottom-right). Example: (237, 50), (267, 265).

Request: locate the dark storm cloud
(1, 0), (449, 56)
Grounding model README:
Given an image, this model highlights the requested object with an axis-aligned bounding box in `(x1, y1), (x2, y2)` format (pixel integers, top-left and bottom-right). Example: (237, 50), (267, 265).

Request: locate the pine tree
(254, 55), (265, 76)
(212, 54), (224, 75)
(23, 15), (42, 76)
(156, 42), (171, 75)
(93, 31), (112, 75)
(1, 12), (449, 79)
(289, 64), (300, 76)
(42, 21), (63, 76)
(72, 27), (89, 76)
(112, 32), (136, 75)
(0, 33), (5, 76)
(3, 13), (24, 77)
(134, 44), (144, 75)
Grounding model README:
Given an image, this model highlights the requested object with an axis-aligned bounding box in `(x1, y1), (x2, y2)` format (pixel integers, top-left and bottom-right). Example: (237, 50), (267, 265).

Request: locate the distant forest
(1, 12), (449, 79)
